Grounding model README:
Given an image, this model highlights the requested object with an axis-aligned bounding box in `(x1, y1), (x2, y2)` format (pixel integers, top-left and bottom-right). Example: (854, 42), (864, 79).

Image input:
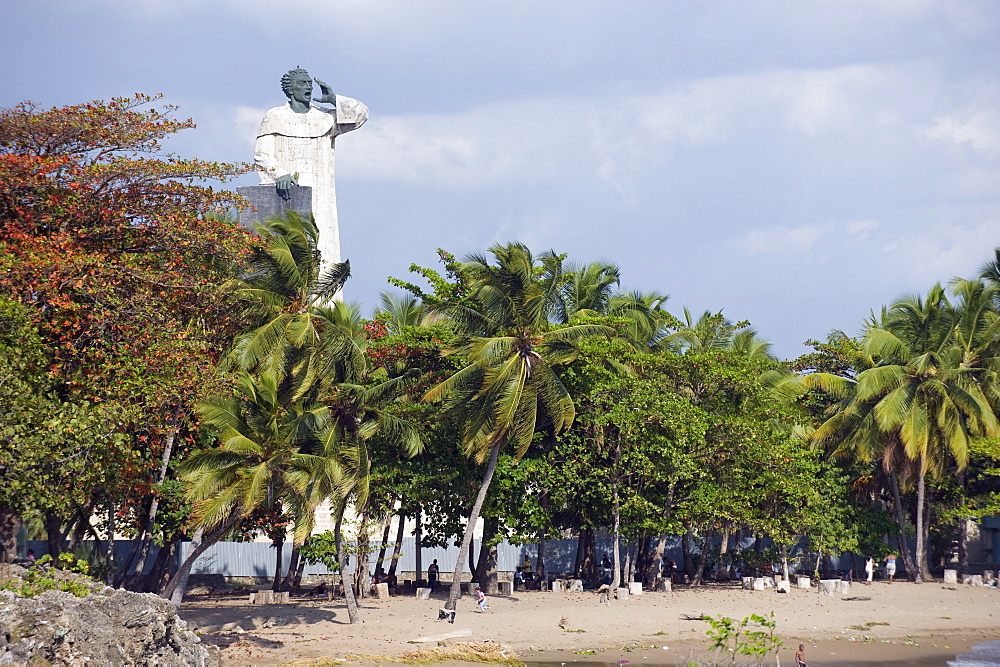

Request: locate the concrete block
(944, 569), (958, 584)
(818, 579), (837, 596)
(551, 579), (565, 593)
(657, 578), (672, 592)
(752, 578), (766, 591)
(835, 580), (851, 594)
(742, 577), (754, 590)
(616, 587), (629, 600)
(416, 587), (432, 599)
(776, 580), (791, 593)
(628, 582), (643, 596)
(375, 582), (390, 599)
(498, 581), (513, 596)
(796, 576), (811, 590)
(569, 579), (584, 592)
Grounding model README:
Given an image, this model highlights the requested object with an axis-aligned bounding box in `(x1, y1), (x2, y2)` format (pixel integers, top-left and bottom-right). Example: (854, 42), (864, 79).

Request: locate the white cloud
(926, 111), (1000, 154)
(846, 219), (878, 240)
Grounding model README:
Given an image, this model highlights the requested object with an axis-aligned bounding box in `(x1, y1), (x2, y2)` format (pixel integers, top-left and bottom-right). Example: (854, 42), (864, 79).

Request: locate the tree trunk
(536, 537), (546, 583)
(335, 512), (360, 623)
(652, 532), (667, 586)
(690, 528), (713, 586)
(387, 512), (406, 578)
(716, 524), (731, 580)
(682, 526), (694, 583)
(0, 507), (20, 563)
(163, 511), (241, 606)
(581, 528), (596, 583)
(281, 544), (301, 591)
(354, 512), (371, 597)
(146, 538), (176, 593)
(623, 539), (636, 584)
(125, 418), (180, 582)
(574, 530), (586, 578)
(445, 442), (501, 612)
(889, 471), (918, 582)
(780, 543), (790, 580)
(44, 513), (62, 558)
(473, 514), (497, 589)
(610, 480), (622, 591)
(414, 508), (422, 586)
(375, 504), (394, 571)
(914, 467), (929, 582)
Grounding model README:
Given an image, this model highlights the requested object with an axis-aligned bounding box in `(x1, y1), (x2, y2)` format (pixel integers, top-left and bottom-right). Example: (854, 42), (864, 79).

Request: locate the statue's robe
(254, 96), (368, 266)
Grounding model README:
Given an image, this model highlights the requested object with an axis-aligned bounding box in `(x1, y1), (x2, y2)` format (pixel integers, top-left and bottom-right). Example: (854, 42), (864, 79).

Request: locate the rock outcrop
(0, 586), (219, 665)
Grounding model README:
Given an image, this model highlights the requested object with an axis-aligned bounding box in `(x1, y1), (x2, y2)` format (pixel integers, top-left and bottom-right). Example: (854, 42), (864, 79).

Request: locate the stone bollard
(797, 576), (811, 590)
(835, 580), (851, 594)
(742, 577), (754, 590)
(416, 587), (432, 599)
(375, 582), (390, 599)
(569, 579), (585, 592)
(551, 579), (565, 593)
(944, 569), (958, 584)
(763, 577), (775, 589)
(970, 575), (984, 587)
(617, 587), (630, 600)
(984, 571), (995, 586)
(657, 578), (672, 592)
(629, 582), (643, 596)
(818, 580), (837, 596)
(752, 578), (766, 591)
(776, 579), (791, 593)
(962, 574), (973, 585)
(462, 582), (478, 595)
(498, 581), (513, 596)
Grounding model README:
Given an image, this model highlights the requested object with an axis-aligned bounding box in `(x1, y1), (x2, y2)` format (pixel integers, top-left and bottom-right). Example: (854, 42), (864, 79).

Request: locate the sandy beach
(179, 579), (1000, 665)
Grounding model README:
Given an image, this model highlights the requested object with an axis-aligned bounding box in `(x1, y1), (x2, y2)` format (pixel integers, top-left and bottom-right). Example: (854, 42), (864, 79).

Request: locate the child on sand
(476, 586), (489, 612)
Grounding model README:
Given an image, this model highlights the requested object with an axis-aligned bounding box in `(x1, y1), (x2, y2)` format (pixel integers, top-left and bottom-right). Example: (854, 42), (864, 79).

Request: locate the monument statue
(253, 67), (368, 266)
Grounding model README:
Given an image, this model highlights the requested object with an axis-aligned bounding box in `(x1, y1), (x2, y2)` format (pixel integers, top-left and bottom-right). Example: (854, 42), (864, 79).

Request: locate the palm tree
(810, 285), (999, 581)
(377, 291), (436, 334)
(426, 242), (611, 613)
(224, 211), (361, 389)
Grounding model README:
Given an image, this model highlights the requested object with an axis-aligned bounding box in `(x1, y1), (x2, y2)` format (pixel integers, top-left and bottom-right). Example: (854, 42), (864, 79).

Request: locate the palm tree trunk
(889, 471), (918, 582)
(335, 512), (360, 623)
(163, 511), (241, 605)
(914, 468), (927, 583)
(445, 442), (501, 612)
(354, 512), (371, 598)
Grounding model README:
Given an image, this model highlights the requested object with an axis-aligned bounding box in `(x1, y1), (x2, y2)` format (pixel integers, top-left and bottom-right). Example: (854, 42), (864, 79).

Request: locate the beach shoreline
(178, 580), (1000, 665)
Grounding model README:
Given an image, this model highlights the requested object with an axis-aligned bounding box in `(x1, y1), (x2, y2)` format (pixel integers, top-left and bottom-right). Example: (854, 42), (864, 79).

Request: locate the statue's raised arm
(253, 67), (368, 267)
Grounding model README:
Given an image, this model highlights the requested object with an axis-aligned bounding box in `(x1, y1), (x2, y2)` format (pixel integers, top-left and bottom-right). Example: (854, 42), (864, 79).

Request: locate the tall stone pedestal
(236, 185), (313, 230)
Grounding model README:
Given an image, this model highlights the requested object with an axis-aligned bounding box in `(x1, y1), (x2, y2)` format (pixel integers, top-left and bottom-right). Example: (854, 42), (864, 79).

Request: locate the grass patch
(574, 649), (597, 656)
(847, 621), (889, 631)
(324, 642), (523, 666)
(564, 628), (586, 633)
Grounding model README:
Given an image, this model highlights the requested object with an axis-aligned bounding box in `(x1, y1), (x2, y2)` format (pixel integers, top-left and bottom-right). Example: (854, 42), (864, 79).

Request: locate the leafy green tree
(426, 242), (611, 612)
(809, 285), (999, 581)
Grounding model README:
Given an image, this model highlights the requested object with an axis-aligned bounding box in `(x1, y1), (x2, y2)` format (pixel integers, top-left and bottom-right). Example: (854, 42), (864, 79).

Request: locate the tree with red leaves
(0, 94), (251, 574)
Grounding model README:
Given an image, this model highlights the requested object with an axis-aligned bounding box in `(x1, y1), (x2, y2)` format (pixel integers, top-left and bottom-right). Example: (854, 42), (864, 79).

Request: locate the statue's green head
(281, 68), (311, 98)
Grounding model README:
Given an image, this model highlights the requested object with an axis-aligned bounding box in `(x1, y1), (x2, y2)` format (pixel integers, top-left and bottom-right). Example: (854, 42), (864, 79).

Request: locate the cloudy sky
(4, 1), (1000, 359)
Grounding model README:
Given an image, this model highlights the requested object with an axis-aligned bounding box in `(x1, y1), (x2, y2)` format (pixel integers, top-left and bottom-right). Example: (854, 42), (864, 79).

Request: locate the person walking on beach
(476, 586), (489, 612)
(428, 559), (439, 593)
(795, 644), (808, 666)
(884, 553), (897, 583)
(865, 557), (875, 585)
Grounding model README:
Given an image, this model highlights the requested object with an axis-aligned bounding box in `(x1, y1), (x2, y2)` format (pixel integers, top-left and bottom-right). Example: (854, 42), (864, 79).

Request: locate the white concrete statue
(254, 67), (368, 266)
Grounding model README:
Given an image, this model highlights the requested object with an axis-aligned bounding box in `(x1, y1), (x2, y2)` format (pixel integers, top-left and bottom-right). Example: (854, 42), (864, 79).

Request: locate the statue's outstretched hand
(276, 174), (298, 200)
(313, 78), (336, 105)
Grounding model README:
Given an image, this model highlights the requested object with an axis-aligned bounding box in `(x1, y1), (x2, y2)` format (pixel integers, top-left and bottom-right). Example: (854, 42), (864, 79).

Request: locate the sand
(178, 580), (1000, 665)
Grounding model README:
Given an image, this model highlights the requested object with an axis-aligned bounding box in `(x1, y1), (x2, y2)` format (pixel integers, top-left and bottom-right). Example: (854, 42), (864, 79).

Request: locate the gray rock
(0, 587), (219, 665)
